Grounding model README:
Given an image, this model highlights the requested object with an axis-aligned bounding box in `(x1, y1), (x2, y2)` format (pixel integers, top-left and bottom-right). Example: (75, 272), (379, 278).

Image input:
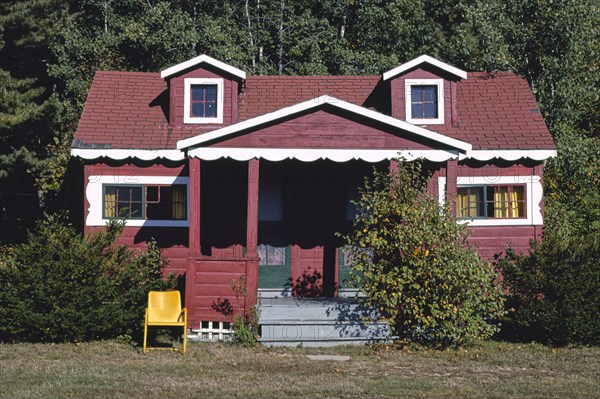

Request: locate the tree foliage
(0, 214), (175, 342)
(499, 235), (600, 346)
(342, 162), (504, 346)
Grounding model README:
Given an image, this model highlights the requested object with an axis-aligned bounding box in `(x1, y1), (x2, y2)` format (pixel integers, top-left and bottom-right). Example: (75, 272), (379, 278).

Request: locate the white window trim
(184, 78), (224, 124)
(86, 175), (190, 227)
(438, 175), (543, 226)
(405, 79), (444, 125)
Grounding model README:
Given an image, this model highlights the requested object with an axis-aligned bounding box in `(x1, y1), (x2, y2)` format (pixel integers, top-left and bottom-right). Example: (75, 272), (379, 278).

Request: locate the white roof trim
(383, 55), (468, 81)
(177, 95), (472, 152)
(187, 148), (460, 163)
(460, 150), (557, 161)
(71, 149), (185, 161)
(160, 54), (246, 80)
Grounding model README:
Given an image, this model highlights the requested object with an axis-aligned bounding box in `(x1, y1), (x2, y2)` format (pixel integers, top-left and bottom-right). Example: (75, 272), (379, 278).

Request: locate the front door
(257, 244), (291, 290)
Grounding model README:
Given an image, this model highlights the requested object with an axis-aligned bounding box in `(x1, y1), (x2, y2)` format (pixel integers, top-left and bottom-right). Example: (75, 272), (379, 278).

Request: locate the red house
(71, 54), (556, 332)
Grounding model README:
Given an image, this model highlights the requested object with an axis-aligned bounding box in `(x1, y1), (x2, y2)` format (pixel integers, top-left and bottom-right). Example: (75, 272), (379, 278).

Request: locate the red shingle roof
(73, 70), (554, 151)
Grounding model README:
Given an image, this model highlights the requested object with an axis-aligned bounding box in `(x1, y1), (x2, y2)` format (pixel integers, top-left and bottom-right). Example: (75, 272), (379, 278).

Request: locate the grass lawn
(0, 340), (598, 399)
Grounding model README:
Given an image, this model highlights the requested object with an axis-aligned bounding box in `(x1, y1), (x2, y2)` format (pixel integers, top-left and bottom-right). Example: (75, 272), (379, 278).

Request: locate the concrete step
(256, 297), (391, 347)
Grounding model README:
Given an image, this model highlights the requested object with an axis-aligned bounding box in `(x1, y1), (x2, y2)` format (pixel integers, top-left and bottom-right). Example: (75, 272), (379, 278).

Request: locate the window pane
(205, 102), (217, 117)
(204, 85), (217, 102)
(146, 203), (160, 219)
(423, 103), (438, 118)
(146, 186), (159, 202)
(411, 103), (423, 118)
(191, 85), (203, 101)
(191, 102), (203, 117)
(130, 187), (142, 202)
(268, 246), (286, 265)
(257, 244), (267, 266)
(489, 186), (510, 218)
(457, 187), (484, 218)
(258, 244), (286, 266)
(411, 86), (422, 101)
(172, 185), (187, 220)
(423, 86), (437, 102)
(511, 186), (525, 218)
(104, 187), (116, 218)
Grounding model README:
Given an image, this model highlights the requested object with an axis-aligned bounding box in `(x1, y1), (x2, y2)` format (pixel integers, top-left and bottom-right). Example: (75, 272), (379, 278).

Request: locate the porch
(184, 157), (451, 329)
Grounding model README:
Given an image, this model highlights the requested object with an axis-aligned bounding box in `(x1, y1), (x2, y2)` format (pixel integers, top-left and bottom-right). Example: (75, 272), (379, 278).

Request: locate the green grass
(0, 340), (598, 398)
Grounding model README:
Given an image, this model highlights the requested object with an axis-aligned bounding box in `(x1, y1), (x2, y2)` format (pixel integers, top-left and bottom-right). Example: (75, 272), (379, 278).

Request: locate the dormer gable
(161, 55), (246, 127)
(383, 55), (466, 127)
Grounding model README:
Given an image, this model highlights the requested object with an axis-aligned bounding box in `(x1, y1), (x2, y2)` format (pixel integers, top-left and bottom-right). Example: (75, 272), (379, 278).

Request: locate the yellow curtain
(457, 189), (479, 218)
(511, 186), (524, 217)
(494, 187), (510, 218)
(104, 188), (116, 218)
(171, 186), (187, 220)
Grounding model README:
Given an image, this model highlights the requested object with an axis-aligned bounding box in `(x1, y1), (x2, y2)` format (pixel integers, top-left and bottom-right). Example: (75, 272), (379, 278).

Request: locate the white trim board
(187, 148), (460, 163)
(71, 149), (185, 161)
(177, 95), (472, 152)
(383, 55), (468, 81)
(160, 54), (246, 80)
(405, 79), (445, 125)
(183, 78), (224, 124)
(85, 175), (190, 227)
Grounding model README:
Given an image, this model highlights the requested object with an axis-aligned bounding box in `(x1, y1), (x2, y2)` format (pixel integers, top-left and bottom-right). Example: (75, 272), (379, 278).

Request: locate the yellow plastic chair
(143, 290), (187, 354)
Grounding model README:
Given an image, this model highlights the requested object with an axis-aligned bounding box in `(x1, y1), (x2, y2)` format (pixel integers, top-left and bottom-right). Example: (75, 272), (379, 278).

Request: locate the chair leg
(183, 325), (187, 354)
(143, 322), (148, 354)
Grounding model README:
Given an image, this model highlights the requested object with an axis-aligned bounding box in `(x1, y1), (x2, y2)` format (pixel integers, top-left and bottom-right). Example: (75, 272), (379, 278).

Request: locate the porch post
(446, 159), (458, 216)
(390, 159), (400, 190)
(188, 157), (201, 257)
(245, 158), (260, 308)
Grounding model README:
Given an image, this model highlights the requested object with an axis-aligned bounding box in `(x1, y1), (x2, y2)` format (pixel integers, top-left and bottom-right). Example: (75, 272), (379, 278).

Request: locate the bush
(341, 161), (504, 346)
(0, 213), (175, 343)
(498, 235), (600, 346)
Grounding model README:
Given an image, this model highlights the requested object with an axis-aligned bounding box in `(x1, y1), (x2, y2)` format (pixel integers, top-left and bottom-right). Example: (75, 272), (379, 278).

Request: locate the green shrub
(0, 213), (175, 343)
(341, 161), (505, 347)
(498, 235), (600, 346)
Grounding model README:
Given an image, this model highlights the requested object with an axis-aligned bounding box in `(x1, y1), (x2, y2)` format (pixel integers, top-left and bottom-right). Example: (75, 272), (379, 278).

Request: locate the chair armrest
(179, 308), (187, 322)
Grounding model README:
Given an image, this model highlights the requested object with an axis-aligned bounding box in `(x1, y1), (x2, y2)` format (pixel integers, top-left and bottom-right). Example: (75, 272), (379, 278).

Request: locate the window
(457, 185), (526, 219)
(103, 184), (187, 220)
(411, 85), (438, 119)
(183, 78), (224, 124)
(190, 85), (217, 118)
(405, 79), (444, 124)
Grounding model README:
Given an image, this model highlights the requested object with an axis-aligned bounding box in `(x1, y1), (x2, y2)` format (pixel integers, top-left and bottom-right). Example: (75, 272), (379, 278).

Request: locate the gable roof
(160, 54), (246, 80)
(177, 95), (472, 152)
(72, 67), (555, 159)
(383, 55), (468, 81)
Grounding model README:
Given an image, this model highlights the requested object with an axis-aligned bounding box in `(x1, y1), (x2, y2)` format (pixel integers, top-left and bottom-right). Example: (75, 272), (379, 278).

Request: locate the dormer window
(184, 78), (224, 124)
(405, 79), (444, 125)
(191, 84), (217, 118)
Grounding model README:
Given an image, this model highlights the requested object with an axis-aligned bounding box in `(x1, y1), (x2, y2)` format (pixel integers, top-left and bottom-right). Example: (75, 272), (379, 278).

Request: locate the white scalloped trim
(461, 150), (556, 161)
(187, 148), (459, 163)
(71, 149), (185, 161)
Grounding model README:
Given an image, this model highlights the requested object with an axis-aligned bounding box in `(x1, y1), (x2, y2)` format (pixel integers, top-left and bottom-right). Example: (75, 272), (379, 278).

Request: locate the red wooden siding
(468, 225), (541, 258)
(211, 110), (438, 149)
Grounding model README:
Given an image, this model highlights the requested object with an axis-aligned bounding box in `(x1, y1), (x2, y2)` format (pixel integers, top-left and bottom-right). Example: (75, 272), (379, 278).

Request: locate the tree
(342, 161), (504, 346)
(0, 214), (175, 343)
